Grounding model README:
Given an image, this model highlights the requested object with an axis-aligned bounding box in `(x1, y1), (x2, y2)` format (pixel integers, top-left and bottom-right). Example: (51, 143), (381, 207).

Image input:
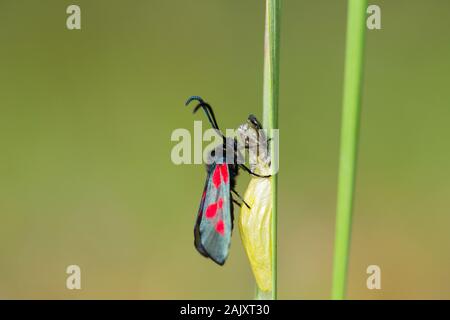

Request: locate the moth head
(237, 114), (265, 149)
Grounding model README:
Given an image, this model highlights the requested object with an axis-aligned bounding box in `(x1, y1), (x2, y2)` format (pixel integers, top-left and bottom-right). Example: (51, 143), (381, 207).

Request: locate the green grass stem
(259, 0), (280, 300)
(331, 0), (367, 300)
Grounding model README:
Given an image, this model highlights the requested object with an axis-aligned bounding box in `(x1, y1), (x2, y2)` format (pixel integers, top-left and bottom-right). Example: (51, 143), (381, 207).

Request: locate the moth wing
(194, 179), (209, 257)
(195, 164), (233, 265)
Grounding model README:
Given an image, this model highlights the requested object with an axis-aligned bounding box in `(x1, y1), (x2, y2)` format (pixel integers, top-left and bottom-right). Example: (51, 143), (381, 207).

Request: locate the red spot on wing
(219, 165), (229, 183)
(215, 219), (225, 235)
(205, 203), (218, 219)
(212, 164), (229, 189)
(212, 166), (222, 188)
(217, 198), (223, 209)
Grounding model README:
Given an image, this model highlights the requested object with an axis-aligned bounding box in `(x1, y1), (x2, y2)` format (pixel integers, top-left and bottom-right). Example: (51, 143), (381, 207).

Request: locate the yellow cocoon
(239, 176), (272, 293)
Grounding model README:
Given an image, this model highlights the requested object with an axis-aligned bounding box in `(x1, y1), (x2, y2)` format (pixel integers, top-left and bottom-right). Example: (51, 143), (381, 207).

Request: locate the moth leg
(232, 198), (241, 206)
(239, 164), (271, 178)
(232, 198), (251, 210)
(231, 189), (250, 209)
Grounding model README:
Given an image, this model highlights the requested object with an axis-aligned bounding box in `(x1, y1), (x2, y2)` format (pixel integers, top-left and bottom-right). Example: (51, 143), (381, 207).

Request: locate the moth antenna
(193, 103), (220, 130)
(185, 95), (204, 106)
(185, 96), (223, 138)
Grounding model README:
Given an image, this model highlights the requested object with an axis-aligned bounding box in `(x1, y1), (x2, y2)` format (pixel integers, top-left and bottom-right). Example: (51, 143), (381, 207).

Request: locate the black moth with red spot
(185, 96), (267, 265)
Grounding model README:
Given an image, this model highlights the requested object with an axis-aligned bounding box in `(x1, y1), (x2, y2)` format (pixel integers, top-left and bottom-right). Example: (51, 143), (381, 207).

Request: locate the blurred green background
(0, 0), (449, 299)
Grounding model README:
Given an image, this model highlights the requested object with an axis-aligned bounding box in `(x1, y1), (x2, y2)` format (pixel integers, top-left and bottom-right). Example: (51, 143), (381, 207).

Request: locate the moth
(237, 115), (273, 293)
(185, 96), (268, 266)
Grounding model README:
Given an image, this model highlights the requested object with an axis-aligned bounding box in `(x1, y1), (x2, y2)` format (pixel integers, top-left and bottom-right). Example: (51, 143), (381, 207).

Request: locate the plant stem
(261, 0), (280, 300)
(331, 0), (367, 300)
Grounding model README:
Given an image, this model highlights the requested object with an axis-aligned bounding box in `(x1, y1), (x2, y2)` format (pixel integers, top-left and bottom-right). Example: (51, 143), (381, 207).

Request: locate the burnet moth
(237, 115), (273, 292)
(185, 96), (269, 266)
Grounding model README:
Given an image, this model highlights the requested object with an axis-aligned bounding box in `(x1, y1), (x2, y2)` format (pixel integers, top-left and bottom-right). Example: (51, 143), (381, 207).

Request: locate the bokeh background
(0, 0), (449, 299)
